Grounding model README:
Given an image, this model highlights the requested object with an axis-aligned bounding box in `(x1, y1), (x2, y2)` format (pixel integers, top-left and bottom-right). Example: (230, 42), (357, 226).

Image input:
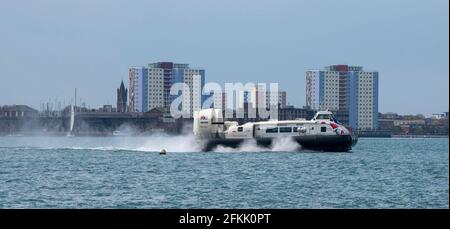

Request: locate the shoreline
(390, 135), (449, 138)
(357, 135), (448, 138)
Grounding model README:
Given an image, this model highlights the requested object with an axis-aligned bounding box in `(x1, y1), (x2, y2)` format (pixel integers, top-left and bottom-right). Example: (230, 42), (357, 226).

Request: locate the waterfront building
(116, 81), (128, 113)
(248, 86), (287, 110)
(148, 62), (186, 111)
(380, 112), (401, 120)
(248, 85), (265, 110)
(182, 68), (205, 117)
(129, 62), (206, 117)
(147, 62), (206, 117)
(269, 91), (287, 109)
(212, 87), (286, 120)
(431, 113), (446, 120)
(213, 92), (227, 111)
(99, 105), (116, 113)
(278, 106), (315, 121)
(0, 105), (38, 118)
(129, 66), (148, 112)
(306, 65), (379, 130)
(147, 67), (164, 111)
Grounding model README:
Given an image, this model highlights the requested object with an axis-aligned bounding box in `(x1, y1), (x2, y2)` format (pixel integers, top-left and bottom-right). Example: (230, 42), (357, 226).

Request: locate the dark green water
(0, 136), (448, 208)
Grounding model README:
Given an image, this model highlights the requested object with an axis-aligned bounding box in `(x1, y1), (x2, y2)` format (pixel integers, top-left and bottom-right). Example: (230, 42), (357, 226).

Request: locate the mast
(74, 88), (77, 109)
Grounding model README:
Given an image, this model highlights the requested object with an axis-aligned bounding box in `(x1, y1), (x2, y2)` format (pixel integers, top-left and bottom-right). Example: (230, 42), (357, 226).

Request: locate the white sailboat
(67, 105), (75, 137)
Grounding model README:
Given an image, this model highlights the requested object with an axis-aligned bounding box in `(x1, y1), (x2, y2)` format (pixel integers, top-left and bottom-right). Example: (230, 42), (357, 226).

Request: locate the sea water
(0, 136), (448, 208)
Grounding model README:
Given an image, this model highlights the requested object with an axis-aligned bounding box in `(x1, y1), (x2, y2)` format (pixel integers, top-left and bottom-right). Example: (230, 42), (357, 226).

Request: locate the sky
(0, 0), (448, 116)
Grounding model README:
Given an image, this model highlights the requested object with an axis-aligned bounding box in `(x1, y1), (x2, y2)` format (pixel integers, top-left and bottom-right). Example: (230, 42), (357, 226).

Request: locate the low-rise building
(431, 113), (446, 120)
(278, 106), (316, 121)
(0, 105), (38, 118)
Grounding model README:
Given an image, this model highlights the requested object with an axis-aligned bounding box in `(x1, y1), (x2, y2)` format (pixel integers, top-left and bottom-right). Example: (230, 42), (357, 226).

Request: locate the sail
(69, 105), (75, 132)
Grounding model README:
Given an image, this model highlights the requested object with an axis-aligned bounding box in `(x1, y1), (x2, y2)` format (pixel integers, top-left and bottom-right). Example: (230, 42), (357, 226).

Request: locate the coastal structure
(116, 81), (128, 113)
(278, 105), (316, 121)
(212, 88), (287, 112)
(0, 105), (38, 118)
(129, 66), (148, 112)
(306, 65), (379, 130)
(147, 66), (164, 111)
(213, 92), (227, 111)
(182, 69), (205, 116)
(210, 87), (287, 122)
(268, 91), (287, 109)
(129, 62), (206, 117)
(248, 86), (287, 109)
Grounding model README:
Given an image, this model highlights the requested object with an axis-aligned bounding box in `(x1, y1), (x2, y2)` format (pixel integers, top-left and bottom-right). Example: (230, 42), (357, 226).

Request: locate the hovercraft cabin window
(321, 126), (327, 132)
(237, 127), (243, 132)
(265, 128), (278, 133)
(279, 127), (292, 133)
(293, 127), (298, 132)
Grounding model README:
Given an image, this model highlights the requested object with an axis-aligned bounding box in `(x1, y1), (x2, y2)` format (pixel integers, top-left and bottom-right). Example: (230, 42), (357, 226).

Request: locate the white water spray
(212, 137), (301, 152)
(5, 134), (301, 153)
(271, 137), (301, 151)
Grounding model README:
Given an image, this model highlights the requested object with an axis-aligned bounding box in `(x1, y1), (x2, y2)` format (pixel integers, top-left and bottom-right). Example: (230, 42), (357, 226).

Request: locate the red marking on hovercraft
(330, 123), (338, 129)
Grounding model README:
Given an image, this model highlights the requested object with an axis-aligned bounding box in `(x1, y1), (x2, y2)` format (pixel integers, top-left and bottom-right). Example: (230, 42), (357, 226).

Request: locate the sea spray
(212, 138), (300, 152)
(271, 137), (301, 152)
(1, 135), (202, 152)
(1, 135), (301, 153)
(133, 134), (202, 152)
(212, 139), (269, 152)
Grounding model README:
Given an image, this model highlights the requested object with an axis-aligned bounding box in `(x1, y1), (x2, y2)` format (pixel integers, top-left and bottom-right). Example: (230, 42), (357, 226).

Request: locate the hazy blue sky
(0, 0), (448, 115)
